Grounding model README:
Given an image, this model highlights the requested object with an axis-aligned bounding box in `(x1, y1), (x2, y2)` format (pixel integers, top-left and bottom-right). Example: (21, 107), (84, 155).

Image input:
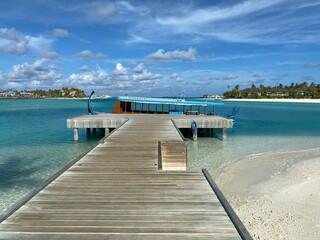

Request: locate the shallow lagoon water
(188, 101), (320, 176)
(1, 98), (320, 214)
(0, 98), (112, 213)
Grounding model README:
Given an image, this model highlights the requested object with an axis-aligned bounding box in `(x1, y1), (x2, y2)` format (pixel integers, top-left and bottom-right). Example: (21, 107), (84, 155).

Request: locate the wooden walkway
(0, 117), (246, 239)
(66, 113), (234, 141)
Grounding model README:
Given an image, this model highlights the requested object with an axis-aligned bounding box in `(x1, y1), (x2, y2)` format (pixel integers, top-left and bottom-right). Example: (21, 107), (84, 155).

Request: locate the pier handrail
(202, 169), (253, 240)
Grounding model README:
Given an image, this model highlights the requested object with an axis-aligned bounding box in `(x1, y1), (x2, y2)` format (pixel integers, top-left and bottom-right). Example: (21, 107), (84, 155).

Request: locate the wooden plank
(160, 141), (187, 170)
(0, 233), (240, 240)
(0, 116), (243, 239)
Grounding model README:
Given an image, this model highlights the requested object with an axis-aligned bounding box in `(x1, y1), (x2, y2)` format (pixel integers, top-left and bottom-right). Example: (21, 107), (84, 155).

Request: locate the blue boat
(112, 96), (223, 115)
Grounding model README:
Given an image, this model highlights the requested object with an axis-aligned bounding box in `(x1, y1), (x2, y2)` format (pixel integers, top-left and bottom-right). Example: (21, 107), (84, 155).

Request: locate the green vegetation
(0, 88), (86, 98)
(223, 82), (320, 99)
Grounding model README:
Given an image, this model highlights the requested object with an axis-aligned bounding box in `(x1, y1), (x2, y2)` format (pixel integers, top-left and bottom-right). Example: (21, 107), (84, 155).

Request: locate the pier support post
(105, 128), (109, 136)
(222, 128), (227, 141)
(73, 128), (79, 142)
(210, 128), (215, 136)
(191, 121), (197, 141)
(86, 128), (91, 136)
(193, 130), (198, 141)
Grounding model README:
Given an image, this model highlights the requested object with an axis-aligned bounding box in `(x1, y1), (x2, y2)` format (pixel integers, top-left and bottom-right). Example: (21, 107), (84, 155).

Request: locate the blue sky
(0, 0), (319, 97)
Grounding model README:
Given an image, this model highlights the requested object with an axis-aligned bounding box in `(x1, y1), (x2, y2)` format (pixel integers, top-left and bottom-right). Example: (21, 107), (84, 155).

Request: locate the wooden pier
(67, 114), (233, 141)
(0, 115), (251, 239)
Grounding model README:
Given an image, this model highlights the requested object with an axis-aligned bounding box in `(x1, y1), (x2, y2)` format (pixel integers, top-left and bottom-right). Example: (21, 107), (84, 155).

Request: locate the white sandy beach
(223, 98), (320, 104)
(217, 148), (320, 240)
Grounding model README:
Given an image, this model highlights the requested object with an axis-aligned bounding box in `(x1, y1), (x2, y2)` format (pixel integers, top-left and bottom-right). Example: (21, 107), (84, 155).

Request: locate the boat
(92, 94), (112, 99)
(225, 107), (240, 122)
(202, 94), (224, 101)
(88, 91), (95, 115)
(87, 91), (106, 115)
(112, 96), (224, 115)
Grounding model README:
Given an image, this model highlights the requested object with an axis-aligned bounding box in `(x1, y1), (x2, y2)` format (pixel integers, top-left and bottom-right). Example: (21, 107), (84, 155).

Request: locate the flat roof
(118, 96), (224, 106)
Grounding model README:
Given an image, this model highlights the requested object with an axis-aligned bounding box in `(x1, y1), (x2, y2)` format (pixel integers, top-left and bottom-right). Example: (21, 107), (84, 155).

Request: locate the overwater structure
(112, 96), (223, 115)
(0, 96), (252, 239)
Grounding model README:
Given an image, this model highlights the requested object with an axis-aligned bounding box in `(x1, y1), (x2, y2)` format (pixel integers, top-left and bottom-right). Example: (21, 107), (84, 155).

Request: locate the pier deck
(0, 116), (248, 239)
(67, 113), (233, 141)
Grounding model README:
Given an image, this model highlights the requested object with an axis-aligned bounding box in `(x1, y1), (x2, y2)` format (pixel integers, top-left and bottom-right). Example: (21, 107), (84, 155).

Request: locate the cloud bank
(146, 48), (197, 61)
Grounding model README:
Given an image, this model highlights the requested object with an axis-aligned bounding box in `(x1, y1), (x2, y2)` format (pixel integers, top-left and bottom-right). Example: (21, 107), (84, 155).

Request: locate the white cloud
(133, 70), (162, 82)
(150, 0), (288, 44)
(133, 63), (144, 73)
(55, 67), (111, 92)
(6, 82), (22, 88)
(78, 65), (90, 72)
(113, 63), (128, 75)
(116, 1), (149, 15)
(50, 28), (70, 38)
(27, 35), (53, 53)
(146, 48), (197, 61)
(0, 28), (54, 56)
(74, 50), (107, 60)
(222, 74), (238, 80)
(193, 79), (212, 86)
(170, 73), (183, 82)
(6, 59), (62, 84)
(0, 58), (63, 89)
(0, 28), (26, 42)
(41, 50), (60, 60)
(124, 0), (320, 45)
(31, 80), (42, 88)
(156, 0), (284, 28)
(170, 73), (179, 79)
(67, 71), (108, 85)
(126, 33), (153, 44)
(57, 63), (163, 94)
(85, 2), (116, 21)
(0, 28), (29, 55)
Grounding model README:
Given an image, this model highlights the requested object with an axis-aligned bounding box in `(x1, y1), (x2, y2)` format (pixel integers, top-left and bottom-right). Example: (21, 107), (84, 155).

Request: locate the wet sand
(217, 148), (320, 240)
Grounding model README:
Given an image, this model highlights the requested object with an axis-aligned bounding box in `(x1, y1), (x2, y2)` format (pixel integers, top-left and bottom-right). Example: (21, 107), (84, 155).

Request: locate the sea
(1, 98), (320, 215)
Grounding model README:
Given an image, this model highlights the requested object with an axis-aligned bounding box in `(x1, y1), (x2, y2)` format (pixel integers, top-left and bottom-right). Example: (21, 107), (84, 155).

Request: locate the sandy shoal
(217, 148), (320, 240)
(223, 99), (320, 104)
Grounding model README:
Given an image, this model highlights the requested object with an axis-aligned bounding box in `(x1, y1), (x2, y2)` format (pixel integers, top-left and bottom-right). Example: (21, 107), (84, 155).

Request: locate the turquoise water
(0, 98), (116, 214)
(188, 101), (320, 175)
(1, 99), (320, 215)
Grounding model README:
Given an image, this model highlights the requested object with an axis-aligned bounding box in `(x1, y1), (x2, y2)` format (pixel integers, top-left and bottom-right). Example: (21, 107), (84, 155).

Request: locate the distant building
(295, 89), (306, 96)
(266, 88), (289, 97)
(240, 89), (261, 97)
(202, 94), (214, 98)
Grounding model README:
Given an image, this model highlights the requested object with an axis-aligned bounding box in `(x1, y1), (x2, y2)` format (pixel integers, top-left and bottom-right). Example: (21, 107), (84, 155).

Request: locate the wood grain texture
(0, 117), (241, 239)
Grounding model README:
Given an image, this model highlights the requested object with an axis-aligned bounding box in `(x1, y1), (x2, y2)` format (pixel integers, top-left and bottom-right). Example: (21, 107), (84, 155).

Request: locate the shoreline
(217, 148), (320, 239)
(223, 98), (320, 104)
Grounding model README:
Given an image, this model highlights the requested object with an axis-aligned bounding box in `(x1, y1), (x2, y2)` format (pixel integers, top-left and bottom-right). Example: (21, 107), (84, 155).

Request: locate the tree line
(223, 82), (320, 99)
(0, 88), (85, 98)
